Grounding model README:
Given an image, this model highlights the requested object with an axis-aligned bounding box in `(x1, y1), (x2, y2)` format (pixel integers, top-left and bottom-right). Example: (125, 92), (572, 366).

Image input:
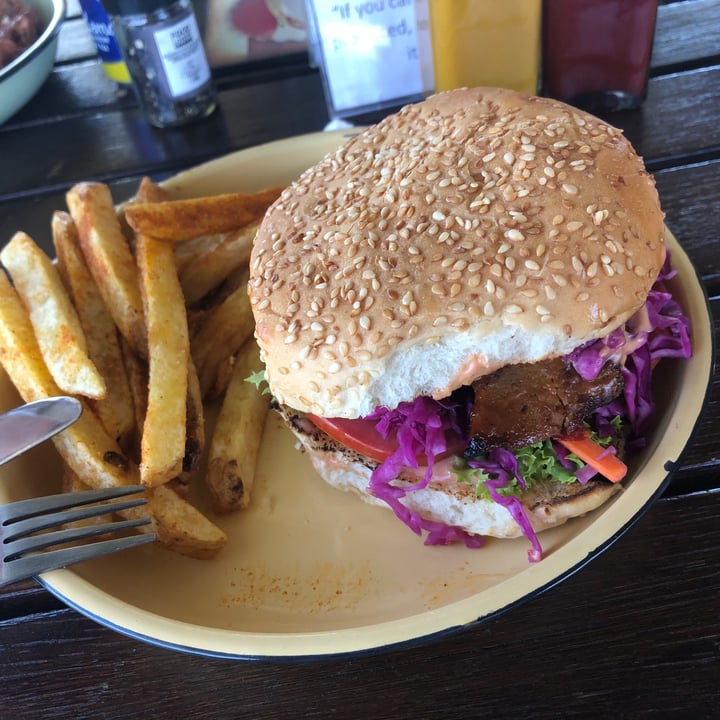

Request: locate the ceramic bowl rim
(0, 0), (67, 82)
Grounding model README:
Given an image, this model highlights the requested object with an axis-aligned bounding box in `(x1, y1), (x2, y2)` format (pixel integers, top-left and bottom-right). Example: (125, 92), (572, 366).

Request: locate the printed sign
(305, 0), (433, 118)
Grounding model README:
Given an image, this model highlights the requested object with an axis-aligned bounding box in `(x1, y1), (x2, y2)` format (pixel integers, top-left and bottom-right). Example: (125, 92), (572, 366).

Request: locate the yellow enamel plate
(0, 131), (712, 659)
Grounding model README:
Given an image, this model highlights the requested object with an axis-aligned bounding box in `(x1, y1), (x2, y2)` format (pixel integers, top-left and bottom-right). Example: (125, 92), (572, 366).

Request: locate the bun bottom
(279, 405), (621, 541)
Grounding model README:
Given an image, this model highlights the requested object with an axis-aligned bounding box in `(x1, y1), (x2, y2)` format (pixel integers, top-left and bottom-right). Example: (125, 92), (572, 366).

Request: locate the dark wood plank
(2, 65), (719, 197)
(652, 0), (720, 70)
(619, 65), (720, 169)
(0, 74), (329, 200)
(0, 491), (718, 719)
(0, 67), (720, 188)
(5, 61), (137, 125)
(655, 159), (720, 292)
(0, 58), (319, 131)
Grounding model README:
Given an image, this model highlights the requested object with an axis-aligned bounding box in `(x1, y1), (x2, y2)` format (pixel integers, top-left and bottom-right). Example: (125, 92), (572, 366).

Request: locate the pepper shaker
(103, 0), (217, 127)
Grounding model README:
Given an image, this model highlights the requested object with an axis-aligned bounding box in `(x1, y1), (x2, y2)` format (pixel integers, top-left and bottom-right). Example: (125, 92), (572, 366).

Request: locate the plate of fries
(0, 131), (712, 659)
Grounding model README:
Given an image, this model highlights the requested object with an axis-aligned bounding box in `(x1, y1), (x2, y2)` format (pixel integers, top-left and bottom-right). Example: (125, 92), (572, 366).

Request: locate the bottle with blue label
(79, 0), (132, 86)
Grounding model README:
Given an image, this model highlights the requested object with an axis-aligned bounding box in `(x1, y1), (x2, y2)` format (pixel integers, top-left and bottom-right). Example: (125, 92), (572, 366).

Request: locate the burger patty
(468, 358), (624, 452)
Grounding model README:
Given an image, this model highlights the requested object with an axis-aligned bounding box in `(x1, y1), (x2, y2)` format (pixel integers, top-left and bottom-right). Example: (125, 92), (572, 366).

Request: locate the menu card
(305, 0), (433, 119)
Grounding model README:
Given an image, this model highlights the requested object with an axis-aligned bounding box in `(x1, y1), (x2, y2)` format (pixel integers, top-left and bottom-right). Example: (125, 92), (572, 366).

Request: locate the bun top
(249, 87), (666, 418)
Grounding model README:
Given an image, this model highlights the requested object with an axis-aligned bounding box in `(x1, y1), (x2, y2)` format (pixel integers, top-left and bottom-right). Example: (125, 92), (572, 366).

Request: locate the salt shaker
(103, 0), (217, 127)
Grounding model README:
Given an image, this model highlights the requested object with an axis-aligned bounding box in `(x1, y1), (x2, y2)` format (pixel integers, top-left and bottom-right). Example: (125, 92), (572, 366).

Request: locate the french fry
(0, 173), (285, 559)
(167, 359), (205, 497)
(119, 178), (170, 245)
(183, 358), (205, 476)
(123, 186), (283, 242)
(0, 271), (226, 558)
(66, 181), (147, 357)
(206, 338), (269, 512)
(135, 232), (189, 487)
(190, 280), (255, 398)
(179, 223), (258, 305)
(174, 233), (224, 276)
(53, 212), (136, 447)
(0, 231), (107, 399)
(148, 484), (226, 559)
(134, 176), (171, 203)
(119, 335), (148, 460)
(61, 466), (117, 536)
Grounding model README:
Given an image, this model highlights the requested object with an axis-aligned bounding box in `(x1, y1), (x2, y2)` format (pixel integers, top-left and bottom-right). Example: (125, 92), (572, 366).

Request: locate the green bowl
(0, 0), (67, 125)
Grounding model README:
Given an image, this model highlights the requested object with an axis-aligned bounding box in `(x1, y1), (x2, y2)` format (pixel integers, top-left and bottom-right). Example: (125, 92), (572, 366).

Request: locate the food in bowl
(0, 0), (45, 69)
(249, 86), (693, 562)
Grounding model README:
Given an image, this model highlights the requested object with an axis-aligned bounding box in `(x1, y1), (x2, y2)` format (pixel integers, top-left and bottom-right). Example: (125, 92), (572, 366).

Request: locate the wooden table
(1, 1), (719, 717)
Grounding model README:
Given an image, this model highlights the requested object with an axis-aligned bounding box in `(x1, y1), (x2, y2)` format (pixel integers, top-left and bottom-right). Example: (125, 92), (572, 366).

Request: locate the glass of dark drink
(541, 0), (658, 112)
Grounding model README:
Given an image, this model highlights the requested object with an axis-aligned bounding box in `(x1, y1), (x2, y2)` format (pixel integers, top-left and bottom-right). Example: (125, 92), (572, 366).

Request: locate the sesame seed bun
(249, 87), (665, 419)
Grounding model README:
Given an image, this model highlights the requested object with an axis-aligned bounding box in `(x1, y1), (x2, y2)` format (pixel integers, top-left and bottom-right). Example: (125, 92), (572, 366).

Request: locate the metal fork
(0, 485), (155, 587)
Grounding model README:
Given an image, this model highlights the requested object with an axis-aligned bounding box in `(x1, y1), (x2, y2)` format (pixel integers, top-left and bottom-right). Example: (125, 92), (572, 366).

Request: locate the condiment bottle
(541, 0), (658, 112)
(78, 0), (132, 87)
(427, 0), (541, 95)
(103, 0), (217, 127)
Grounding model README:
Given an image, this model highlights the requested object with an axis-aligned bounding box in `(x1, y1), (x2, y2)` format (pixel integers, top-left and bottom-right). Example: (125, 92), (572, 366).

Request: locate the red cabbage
(569, 251), (692, 447)
(367, 394), (484, 548)
(467, 449), (543, 563)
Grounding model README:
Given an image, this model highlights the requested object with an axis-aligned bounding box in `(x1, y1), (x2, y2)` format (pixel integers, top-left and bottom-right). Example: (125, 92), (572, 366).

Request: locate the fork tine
(4, 517), (152, 560)
(4, 533), (155, 586)
(2, 496), (149, 542)
(0, 485), (147, 524)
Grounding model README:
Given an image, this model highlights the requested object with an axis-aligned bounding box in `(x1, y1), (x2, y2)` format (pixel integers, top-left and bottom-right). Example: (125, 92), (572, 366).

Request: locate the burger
(248, 87), (691, 561)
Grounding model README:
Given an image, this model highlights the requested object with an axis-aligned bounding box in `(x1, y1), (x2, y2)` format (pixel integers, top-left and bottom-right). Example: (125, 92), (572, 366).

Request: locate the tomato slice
(307, 413), (467, 464)
(307, 414), (396, 463)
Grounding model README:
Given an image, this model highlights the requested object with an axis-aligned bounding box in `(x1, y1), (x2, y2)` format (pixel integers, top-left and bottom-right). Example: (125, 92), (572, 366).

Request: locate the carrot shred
(557, 431), (628, 483)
